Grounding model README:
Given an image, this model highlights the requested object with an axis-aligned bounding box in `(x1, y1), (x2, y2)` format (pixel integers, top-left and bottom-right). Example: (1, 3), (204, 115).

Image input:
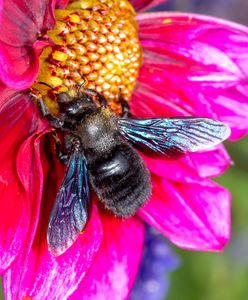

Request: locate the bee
(34, 88), (230, 256)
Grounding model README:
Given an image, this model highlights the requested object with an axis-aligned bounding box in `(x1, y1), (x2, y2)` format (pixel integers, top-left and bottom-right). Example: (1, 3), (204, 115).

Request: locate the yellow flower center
(32, 0), (142, 114)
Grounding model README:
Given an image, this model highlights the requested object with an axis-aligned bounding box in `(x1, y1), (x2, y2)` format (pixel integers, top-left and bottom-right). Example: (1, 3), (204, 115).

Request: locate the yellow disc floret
(32, 0), (142, 114)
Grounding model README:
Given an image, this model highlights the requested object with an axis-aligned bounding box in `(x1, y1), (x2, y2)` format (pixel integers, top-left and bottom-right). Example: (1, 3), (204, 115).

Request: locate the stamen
(32, 0), (142, 115)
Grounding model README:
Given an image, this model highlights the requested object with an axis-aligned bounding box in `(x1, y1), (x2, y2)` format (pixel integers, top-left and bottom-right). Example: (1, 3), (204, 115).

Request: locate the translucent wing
(118, 117), (231, 155)
(47, 150), (91, 256)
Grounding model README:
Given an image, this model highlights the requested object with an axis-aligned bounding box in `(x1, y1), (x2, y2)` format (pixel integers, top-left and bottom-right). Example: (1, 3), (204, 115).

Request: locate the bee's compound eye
(85, 95), (93, 103)
(57, 92), (72, 103)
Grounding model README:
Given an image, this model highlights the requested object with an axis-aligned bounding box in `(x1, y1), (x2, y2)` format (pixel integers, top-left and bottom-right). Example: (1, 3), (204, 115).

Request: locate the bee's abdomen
(88, 143), (151, 217)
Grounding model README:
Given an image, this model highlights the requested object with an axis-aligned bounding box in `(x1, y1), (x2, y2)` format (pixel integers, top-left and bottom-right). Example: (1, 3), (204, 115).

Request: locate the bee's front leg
(56, 146), (70, 165)
(51, 130), (70, 164)
(30, 93), (64, 129)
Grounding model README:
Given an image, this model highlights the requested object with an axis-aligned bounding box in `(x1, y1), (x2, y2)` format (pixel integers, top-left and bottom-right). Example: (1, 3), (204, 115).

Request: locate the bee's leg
(83, 88), (107, 108)
(76, 76), (88, 96)
(38, 98), (65, 128)
(51, 130), (70, 164)
(57, 151), (70, 164)
(30, 93), (64, 128)
(119, 94), (131, 118)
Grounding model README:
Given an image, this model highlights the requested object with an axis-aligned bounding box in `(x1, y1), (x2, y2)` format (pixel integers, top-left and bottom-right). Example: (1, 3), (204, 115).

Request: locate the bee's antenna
(29, 92), (41, 101)
(76, 73), (88, 96)
(38, 81), (56, 90)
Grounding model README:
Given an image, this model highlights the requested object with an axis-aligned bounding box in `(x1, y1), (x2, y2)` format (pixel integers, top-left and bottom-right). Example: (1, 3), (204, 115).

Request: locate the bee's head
(56, 91), (97, 117)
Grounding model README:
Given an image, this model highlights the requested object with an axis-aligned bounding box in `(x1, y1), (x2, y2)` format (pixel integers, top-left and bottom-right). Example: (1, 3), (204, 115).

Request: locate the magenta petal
(130, 0), (166, 12)
(0, 92), (46, 273)
(131, 84), (191, 118)
(0, 41), (50, 90)
(139, 177), (231, 251)
(188, 145), (231, 178)
(3, 206), (102, 300)
(136, 12), (248, 139)
(54, 0), (69, 8)
(3, 178), (102, 299)
(69, 214), (144, 300)
(0, 131), (44, 276)
(142, 145), (230, 182)
(51, 0), (69, 9)
(0, 0), (59, 88)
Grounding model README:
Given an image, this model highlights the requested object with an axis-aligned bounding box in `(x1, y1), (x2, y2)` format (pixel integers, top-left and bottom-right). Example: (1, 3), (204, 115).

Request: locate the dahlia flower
(0, 0), (248, 299)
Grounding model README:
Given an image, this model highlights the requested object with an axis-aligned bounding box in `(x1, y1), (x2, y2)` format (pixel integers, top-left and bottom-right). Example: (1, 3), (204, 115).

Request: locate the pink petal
(138, 176), (231, 251)
(131, 84), (190, 118)
(52, 0), (69, 9)
(130, 0), (167, 12)
(69, 213), (144, 300)
(0, 0), (68, 89)
(3, 152), (103, 300)
(0, 91), (46, 273)
(0, 40), (51, 90)
(136, 12), (248, 140)
(142, 145), (230, 182)
(188, 145), (231, 178)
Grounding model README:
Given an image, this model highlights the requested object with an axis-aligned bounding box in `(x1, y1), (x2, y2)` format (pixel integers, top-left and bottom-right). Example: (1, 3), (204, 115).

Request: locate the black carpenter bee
(35, 87), (230, 256)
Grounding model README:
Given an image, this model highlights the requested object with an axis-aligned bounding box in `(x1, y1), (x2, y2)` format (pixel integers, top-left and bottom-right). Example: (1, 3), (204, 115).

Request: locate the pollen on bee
(32, 0), (142, 115)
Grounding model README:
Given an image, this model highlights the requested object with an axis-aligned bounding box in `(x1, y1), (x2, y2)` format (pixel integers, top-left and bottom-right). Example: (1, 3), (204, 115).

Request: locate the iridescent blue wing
(118, 117), (231, 155)
(47, 150), (91, 256)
